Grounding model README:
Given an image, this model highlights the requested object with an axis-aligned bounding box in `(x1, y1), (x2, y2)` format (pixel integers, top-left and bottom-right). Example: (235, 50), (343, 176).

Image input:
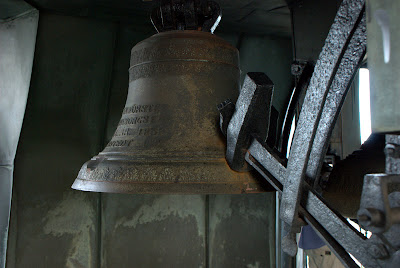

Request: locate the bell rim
(72, 157), (271, 194)
(71, 179), (267, 194)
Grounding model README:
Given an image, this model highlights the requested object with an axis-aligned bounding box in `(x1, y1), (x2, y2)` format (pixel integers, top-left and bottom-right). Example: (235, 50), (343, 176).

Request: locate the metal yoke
(280, 0), (366, 234)
(221, 0), (398, 266)
(222, 72), (274, 172)
(151, 0), (221, 33)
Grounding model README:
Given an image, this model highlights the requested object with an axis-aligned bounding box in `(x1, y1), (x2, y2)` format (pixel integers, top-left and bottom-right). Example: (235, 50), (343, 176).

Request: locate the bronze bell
(72, 2), (269, 194)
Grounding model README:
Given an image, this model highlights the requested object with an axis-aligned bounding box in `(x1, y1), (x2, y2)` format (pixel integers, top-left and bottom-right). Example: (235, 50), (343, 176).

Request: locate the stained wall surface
(7, 12), (293, 268)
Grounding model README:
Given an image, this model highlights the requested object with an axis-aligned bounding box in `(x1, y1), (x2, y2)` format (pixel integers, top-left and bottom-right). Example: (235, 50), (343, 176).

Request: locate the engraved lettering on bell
(122, 104), (161, 114)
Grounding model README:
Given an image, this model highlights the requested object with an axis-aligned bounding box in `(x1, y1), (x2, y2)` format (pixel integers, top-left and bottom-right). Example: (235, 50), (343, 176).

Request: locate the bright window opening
(286, 116), (296, 158)
(359, 68), (371, 144)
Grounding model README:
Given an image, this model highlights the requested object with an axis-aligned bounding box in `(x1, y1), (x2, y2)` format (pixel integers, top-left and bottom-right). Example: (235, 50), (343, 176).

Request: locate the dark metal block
(226, 72), (274, 171)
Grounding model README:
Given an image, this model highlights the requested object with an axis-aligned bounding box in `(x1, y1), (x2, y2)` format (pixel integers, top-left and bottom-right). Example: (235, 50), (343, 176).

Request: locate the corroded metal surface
(73, 30), (269, 194)
(225, 72), (274, 171)
(280, 0), (366, 232)
(239, 2), (398, 266)
(223, 0), (399, 266)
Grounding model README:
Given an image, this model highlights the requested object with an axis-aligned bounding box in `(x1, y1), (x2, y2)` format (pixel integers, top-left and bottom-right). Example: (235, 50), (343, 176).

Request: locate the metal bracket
(219, 0), (400, 267)
(221, 72), (274, 172)
(356, 135), (400, 264)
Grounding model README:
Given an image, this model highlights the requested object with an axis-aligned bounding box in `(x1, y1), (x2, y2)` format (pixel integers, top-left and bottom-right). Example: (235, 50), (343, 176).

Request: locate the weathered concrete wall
(102, 195), (207, 267)
(209, 194), (276, 268)
(8, 12), (293, 268)
(8, 13), (116, 268)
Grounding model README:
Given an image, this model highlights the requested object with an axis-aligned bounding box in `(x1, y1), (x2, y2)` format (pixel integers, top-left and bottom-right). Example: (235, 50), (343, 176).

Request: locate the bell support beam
(220, 0), (400, 266)
(225, 72), (274, 172)
(279, 0), (366, 233)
